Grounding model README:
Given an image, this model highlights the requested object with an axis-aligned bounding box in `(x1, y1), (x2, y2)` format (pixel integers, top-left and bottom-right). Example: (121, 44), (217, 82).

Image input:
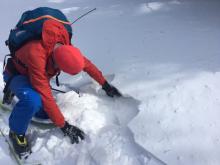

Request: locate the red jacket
(13, 19), (106, 127)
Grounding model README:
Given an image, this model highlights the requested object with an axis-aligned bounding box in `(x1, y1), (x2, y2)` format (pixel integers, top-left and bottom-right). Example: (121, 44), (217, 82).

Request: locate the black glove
(102, 81), (122, 97)
(61, 121), (85, 144)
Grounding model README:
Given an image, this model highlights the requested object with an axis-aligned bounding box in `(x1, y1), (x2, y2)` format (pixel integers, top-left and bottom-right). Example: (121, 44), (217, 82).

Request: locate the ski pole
(51, 87), (66, 93)
(51, 87), (80, 95)
(71, 8), (96, 25)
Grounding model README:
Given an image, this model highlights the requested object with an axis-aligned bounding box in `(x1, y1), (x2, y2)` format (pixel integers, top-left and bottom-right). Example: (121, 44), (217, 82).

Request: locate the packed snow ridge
(0, 65), (165, 165)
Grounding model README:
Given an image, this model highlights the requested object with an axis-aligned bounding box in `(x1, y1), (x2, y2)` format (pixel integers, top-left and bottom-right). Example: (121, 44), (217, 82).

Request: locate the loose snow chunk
(32, 138), (44, 152)
(46, 135), (62, 150)
(90, 126), (151, 165)
(38, 147), (53, 164)
(80, 110), (107, 135)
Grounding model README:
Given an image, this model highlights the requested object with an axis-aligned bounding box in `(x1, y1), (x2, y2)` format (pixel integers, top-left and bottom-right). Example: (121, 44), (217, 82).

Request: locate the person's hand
(61, 121), (85, 144)
(102, 81), (122, 97)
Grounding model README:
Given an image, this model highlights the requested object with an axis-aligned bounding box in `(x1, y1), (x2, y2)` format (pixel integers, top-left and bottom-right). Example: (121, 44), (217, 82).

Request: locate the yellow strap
(23, 15), (71, 25)
(15, 136), (27, 146)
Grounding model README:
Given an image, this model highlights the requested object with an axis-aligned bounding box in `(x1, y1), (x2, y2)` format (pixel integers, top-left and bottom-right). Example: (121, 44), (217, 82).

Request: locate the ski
(0, 102), (55, 129)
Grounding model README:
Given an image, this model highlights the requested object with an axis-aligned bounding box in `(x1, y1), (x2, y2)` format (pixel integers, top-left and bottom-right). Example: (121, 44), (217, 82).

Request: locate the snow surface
(0, 0), (220, 165)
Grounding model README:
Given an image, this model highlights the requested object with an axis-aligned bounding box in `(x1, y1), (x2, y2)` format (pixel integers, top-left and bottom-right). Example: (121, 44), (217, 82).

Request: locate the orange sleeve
(83, 56), (106, 86)
(27, 42), (65, 127)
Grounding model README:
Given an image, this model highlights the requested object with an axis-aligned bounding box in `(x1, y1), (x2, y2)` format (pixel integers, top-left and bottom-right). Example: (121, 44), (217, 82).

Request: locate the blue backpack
(6, 7), (72, 55)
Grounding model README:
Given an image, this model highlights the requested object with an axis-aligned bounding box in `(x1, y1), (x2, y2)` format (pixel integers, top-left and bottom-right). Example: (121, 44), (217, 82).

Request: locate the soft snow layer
(127, 70), (220, 165)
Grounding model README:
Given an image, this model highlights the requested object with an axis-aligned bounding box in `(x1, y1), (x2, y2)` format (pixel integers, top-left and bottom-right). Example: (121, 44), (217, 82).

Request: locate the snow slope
(0, 0), (220, 165)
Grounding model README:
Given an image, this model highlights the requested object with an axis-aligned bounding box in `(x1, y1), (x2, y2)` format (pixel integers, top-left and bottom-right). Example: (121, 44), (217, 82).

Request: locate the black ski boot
(9, 130), (32, 159)
(3, 88), (14, 105)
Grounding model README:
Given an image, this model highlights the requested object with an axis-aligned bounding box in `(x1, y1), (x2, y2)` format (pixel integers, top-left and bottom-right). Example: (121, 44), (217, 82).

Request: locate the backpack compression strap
(23, 15), (71, 25)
